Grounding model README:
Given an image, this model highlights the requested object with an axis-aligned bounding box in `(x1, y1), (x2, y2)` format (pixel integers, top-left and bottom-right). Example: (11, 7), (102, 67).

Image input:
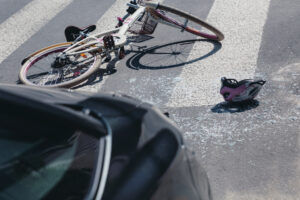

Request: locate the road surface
(0, 0), (299, 199)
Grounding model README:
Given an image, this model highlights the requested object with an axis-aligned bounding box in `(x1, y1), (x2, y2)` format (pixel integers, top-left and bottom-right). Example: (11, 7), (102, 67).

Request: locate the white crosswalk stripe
(167, 0), (271, 107)
(0, 0), (73, 65)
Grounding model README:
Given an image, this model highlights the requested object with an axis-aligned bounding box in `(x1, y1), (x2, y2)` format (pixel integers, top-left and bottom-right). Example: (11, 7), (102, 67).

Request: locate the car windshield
(0, 128), (101, 200)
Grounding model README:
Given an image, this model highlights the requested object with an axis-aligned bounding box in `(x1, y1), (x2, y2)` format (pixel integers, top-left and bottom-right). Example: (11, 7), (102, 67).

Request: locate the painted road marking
(167, 0), (271, 107)
(0, 0), (73, 65)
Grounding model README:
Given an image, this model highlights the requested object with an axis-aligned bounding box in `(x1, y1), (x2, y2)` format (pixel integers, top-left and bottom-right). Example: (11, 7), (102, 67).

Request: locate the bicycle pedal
(118, 47), (126, 59)
(103, 35), (115, 49)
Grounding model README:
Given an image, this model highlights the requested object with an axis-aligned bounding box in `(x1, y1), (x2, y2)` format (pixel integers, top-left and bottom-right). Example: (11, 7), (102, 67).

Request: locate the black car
(0, 84), (212, 200)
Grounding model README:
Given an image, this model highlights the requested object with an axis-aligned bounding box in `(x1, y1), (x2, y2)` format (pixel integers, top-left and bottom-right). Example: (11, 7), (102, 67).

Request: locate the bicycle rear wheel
(19, 43), (101, 88)
(150, 4), (224, 41)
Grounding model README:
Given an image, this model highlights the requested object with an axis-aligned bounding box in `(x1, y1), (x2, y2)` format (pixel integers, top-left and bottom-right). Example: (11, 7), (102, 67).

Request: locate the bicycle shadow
(72, 58), (118, 89)
(73, 38), (221, 89)
(126, 39), (222, 70)
(211, 100), (260, 113)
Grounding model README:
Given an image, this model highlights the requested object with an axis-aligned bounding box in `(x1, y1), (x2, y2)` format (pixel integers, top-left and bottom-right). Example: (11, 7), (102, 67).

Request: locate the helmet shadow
(211, 100), (260, 113)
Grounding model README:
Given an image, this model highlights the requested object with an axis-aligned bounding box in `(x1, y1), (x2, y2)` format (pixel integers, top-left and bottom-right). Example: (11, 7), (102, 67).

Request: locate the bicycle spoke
(23, 45), (98, 87)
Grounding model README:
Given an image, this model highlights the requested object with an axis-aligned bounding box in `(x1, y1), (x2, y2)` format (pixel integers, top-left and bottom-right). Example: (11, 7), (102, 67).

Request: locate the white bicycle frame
(63, 1), (182, 58)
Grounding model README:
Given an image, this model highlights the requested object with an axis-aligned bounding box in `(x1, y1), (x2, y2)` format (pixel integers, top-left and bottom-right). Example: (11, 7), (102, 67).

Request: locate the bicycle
(19, 0), (224, 88)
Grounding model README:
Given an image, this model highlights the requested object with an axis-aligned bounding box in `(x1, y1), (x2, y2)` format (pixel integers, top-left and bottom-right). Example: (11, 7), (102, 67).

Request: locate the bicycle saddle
(64, 25), (96, 42)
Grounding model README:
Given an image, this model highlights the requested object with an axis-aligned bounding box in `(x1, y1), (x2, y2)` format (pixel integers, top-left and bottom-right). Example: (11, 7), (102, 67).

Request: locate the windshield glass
(0, 128), (100, 200)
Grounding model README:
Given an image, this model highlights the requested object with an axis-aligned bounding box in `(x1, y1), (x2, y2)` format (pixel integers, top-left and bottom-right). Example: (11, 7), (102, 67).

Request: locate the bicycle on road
(19, 0), (224, 88)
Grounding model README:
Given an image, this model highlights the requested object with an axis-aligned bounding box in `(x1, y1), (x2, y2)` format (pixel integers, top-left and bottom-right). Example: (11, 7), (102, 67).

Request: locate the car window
(0, 128), (101, 200)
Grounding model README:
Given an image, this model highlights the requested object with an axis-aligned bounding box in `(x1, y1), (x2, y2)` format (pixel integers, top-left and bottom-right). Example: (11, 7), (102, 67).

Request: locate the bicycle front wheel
(150, 4), (224, 41)
(19, 43), (102, 88)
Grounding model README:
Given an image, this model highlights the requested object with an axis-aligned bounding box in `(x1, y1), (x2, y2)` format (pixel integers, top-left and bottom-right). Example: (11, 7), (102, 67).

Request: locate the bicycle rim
(152, 4), (224, 41)
(19, 43), (101, 88)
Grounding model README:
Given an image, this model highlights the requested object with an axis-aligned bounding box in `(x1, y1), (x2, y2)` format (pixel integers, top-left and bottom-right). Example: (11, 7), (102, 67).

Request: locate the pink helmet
(220, 77), (266, 102)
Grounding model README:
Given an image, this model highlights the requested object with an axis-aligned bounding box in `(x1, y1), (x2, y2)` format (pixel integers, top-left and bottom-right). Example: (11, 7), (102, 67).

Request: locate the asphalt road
(0, 0), (299, 199)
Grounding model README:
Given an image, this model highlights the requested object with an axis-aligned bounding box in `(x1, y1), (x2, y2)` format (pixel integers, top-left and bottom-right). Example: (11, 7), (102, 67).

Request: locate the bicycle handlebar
(127, 3), (139, 9)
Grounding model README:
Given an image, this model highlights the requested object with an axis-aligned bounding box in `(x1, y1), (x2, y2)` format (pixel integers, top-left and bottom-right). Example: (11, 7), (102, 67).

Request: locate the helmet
(220, 77), (266, 102)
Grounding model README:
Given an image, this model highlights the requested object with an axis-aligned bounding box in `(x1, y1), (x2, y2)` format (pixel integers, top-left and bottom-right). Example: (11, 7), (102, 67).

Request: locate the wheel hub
(51, 54), (70, 69)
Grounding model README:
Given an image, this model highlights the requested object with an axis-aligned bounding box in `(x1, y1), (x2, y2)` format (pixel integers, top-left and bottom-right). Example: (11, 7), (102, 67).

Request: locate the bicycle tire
(151, 4), (224, 41)
(21, 42), (72, 65)
(19, 43), (102, 88)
